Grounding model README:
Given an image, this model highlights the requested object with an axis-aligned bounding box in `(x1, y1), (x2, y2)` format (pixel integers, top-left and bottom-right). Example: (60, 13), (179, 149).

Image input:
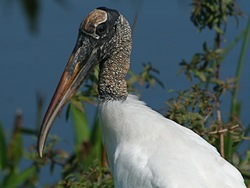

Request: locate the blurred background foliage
(1, 0), (250, 187)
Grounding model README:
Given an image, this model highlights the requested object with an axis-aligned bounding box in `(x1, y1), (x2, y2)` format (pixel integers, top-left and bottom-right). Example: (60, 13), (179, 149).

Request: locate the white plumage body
(99, 94), (246, 188)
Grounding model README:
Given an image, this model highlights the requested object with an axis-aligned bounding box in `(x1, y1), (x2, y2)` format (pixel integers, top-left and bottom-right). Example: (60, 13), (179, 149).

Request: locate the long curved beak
(37, 34), (97, 157)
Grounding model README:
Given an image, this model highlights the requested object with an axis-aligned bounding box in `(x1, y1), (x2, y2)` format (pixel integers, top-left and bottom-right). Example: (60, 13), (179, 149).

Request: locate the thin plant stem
(215, 0), (224, 157)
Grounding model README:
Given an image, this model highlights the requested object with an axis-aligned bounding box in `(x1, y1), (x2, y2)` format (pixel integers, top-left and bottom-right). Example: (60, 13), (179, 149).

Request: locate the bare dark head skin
(37, 7), (132, 157)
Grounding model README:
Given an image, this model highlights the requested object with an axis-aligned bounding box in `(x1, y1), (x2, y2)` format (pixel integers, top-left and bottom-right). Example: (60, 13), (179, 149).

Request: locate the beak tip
(38, 150), (43, 158)
(37, 141), (44, 158)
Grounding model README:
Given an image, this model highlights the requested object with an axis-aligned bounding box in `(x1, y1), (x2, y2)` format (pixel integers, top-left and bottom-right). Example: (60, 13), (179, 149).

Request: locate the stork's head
(37, 7), (132, 157)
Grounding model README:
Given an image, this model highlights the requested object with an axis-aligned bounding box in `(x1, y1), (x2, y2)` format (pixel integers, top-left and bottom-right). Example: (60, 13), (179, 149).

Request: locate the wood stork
(37, 7), (246, 188)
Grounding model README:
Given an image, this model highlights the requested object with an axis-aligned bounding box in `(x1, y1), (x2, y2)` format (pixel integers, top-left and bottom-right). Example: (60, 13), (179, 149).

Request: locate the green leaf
(0, 122), (7, 170)
(69, 101), (90, 151)
(86, 110), (103, 167)
(194, 70), (207, 82)
(3, 166), (36, 187)
(224, 133), (233, 162)
(7, 111), (23, 167)
(230, 16), (250, 118)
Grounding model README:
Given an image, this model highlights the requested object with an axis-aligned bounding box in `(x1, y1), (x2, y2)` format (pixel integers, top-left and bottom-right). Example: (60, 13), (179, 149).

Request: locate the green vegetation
(1, 0), (250, 187)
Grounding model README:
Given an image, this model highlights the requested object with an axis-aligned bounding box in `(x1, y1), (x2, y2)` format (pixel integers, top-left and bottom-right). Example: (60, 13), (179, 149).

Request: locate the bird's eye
(96, 23), (107, 35)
